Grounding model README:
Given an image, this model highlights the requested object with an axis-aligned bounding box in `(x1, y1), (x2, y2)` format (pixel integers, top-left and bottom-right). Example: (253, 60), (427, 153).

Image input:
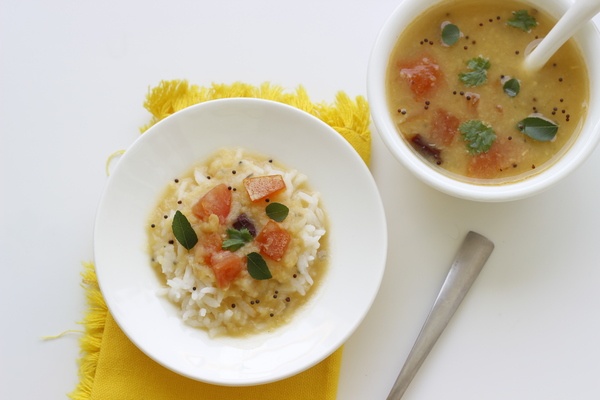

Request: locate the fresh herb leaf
(442, 23), (460, 46)
(507, 10), (537, 32)
(246, 252), (272, 280)
(459, 57), (490, 87)
(503, 78), (521, 97)
(222, 228), (253, 251)
(459, 120), (497, 155)
(172, 210), (198, 250)
(517, 117), (558, 141)
(266, 202), (289, 222)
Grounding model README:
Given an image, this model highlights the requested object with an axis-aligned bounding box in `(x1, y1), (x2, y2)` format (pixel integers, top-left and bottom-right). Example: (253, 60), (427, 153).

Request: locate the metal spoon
(387, 231), (495, 399)
(524, 0), (600, 72)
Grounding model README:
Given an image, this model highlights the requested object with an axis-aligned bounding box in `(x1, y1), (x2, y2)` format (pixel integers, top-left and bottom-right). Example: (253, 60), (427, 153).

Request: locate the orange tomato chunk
(195, 233), (222, 265)
(243, 175), (286, 202)
(467, 139), (520, 179)
(256, 220), (291, 262)
(399, 56), (443, 99)
(194, 233), (242, 288)
(431, 109), (460, 146)
(192, 183), (231, 223)
(210, 251), (243, 289)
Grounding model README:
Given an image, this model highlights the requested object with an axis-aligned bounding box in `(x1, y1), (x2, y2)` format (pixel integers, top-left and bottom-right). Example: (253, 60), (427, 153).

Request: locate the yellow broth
(386, 0), (589, 184)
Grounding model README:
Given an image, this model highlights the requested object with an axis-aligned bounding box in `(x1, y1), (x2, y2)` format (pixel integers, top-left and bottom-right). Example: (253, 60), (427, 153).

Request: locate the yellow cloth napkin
(70, 81), (371, 400)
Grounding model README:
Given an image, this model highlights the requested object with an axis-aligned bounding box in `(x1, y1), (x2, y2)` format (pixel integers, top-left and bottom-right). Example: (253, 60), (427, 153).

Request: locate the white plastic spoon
(524, 0), (600, 72)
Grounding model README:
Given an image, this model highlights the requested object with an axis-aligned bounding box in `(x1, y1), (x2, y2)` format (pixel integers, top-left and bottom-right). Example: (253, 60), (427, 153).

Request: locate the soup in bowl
(368, 0), (600, 202)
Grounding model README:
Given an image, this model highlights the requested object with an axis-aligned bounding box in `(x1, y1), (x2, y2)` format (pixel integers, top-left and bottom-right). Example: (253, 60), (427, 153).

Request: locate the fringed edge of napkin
(68, 263), (106, 400)
(140, 80), (371, 165)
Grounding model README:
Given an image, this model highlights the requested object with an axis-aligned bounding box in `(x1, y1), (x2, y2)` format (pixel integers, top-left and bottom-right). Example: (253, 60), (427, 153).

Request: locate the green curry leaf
(442, 23), (460, 46)
(266, 202), (289, 222)
(517, 117), (558, 141)
(460, 120), (497, 155)
(246, 252), (272, 280)
(503, 78), (521, 97)
(172, 210), (198, 250)
(507, 10), (537, 32)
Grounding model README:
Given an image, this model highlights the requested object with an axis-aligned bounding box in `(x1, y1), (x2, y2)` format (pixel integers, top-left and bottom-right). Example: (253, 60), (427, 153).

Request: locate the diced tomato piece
(192, 183), (231, 223)
(468, 150), (502, 179)
(194, 233), (242, 288)
(467, 139), (520, 179)
(243, 175), (286, 202)
(195, 233), (223, 265)
(211, 252), (243, 289)
(431, 109), (460, 146)
(256, 220), (291, 262)
(399, 56), (443, 99)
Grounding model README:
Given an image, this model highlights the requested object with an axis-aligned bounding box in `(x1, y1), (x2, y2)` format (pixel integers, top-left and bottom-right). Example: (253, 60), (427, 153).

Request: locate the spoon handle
(525, 0), (600, 71)
(386, 231), (494, 400)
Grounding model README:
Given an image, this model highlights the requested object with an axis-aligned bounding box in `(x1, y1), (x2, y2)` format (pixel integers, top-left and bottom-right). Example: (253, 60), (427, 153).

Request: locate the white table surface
(2, 1), (600, 399)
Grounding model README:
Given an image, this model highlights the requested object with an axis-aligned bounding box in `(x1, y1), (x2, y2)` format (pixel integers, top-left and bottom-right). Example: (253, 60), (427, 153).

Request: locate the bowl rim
(368, 0), (600, 202)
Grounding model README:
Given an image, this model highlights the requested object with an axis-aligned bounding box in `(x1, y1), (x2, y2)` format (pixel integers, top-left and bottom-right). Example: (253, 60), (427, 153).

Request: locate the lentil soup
(147, 148), (328, 337)
(386, 0), (589, 184)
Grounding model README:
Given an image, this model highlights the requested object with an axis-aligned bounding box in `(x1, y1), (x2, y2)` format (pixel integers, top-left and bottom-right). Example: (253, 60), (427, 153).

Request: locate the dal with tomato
(386, 0), (589, 183)
(147, 148), (328, 337)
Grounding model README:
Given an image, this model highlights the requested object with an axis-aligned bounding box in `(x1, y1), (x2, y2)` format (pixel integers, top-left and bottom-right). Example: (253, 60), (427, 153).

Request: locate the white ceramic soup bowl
(368, 0), (600, 202)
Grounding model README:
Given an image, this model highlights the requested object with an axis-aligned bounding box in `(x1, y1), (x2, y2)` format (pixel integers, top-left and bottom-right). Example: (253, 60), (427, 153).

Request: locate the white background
(2, 0), (600, 399)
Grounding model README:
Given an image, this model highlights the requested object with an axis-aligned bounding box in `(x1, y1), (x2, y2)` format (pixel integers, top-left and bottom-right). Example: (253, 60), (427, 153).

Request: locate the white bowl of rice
(94, 98), (387, 386)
